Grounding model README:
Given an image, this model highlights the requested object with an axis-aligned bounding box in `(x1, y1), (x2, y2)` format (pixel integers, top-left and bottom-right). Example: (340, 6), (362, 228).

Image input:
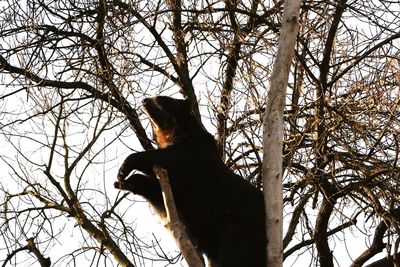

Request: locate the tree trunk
(262, 0), (301, 266)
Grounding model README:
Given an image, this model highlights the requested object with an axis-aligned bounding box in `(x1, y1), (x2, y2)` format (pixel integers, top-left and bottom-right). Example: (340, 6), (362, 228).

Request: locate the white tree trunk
(263, 1), (301, 267)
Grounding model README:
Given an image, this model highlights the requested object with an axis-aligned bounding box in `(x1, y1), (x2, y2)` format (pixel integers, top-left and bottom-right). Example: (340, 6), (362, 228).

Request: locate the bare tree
(1, 0), (400, 266)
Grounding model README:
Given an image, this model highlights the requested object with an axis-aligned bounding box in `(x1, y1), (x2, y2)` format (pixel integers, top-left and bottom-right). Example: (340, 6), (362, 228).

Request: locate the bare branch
(153, 165), (204, 267)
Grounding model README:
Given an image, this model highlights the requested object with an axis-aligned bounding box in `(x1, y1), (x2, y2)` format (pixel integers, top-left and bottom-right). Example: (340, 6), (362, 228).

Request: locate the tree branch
(26, 238), (51, 267)
(0, 54), (153, 150)
(153, 165), (205, 267)
(2, 238), (51, 267)
(284, 219), (355, 259)
(314, 197), (335, 267)
(351, 220), (388, 267)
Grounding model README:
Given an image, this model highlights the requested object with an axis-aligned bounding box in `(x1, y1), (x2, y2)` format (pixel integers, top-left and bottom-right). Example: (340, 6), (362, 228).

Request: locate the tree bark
(262, 0), (301, 266)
